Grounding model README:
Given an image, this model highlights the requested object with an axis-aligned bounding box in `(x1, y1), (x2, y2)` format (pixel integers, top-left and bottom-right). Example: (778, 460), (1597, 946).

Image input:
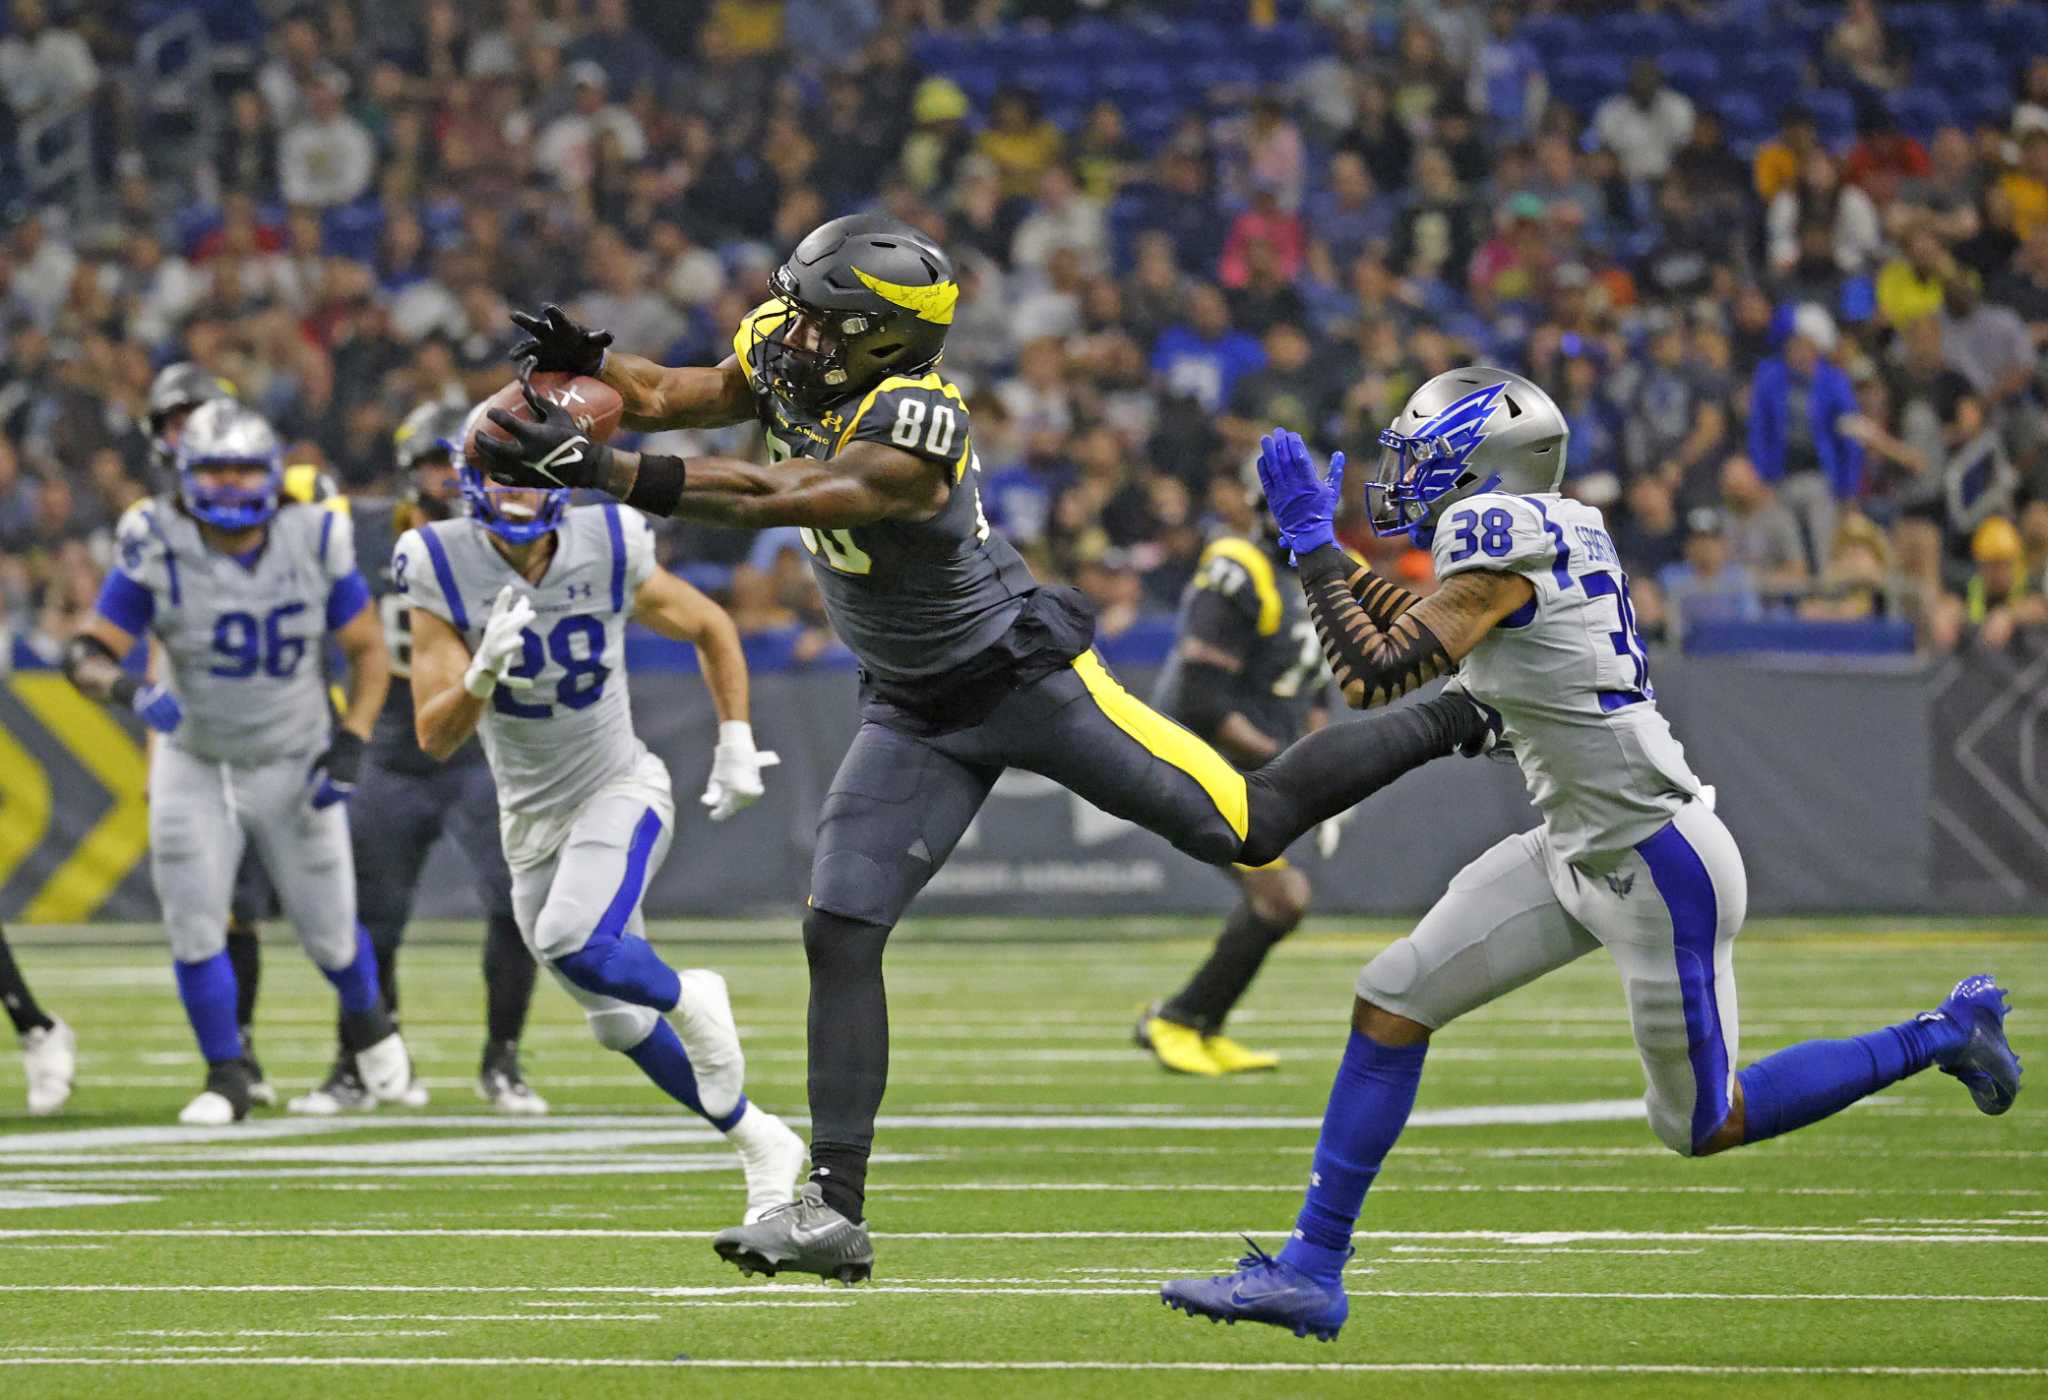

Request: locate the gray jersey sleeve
(392, 524), (463, 632)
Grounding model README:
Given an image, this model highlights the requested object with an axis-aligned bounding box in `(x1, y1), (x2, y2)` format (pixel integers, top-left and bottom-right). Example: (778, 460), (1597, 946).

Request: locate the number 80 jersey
(733, 301), (1038, 684)
(393, 504), (657, 868)
(1434, 491), (1704, 865)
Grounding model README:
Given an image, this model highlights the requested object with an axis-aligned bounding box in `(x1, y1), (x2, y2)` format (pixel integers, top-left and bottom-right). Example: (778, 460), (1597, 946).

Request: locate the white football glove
(701, 720), (780, 822)
(464, 585), (538, 699)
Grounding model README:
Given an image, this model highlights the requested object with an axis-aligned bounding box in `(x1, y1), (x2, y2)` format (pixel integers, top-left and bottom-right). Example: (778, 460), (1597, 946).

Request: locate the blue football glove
(1256, 428), (1343, 556)
(307, 729), (365, 811)
(125, 680), (183, 734)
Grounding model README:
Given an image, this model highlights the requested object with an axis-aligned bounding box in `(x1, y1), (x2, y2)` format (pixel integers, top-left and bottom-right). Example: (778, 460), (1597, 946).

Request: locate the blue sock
(1737, 1016), (1964, 1144)
(321, 926), (384, 1016)
(624, 1020), (748, 1131)
(555, 932), (681, 1012)
(173, 952), (243, 1065)
(1278, 1031), (1428, 1284)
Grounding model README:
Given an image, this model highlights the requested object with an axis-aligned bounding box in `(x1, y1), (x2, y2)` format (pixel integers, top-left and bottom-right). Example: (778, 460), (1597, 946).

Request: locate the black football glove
(475, 363), (616, 492)
(308, 728), (365, 811)
(508, 303), (612, 376)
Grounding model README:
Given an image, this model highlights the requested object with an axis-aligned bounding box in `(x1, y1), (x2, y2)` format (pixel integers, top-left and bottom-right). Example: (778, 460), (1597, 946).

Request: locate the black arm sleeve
(1297, 545), (1451, 709)
(624, 452), (688, 517)
(1352, 567), (1422, 631)
(63, 633), (138, 706)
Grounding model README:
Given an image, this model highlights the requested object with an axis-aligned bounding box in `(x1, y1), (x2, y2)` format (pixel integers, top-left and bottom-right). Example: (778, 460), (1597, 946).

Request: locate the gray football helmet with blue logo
(1368, 367), (1569, 538)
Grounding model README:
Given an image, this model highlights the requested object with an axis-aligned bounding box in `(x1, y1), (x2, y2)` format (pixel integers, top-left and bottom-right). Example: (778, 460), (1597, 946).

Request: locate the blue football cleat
(1160, 1238), (1349, 1341)
(1929, 974), (2021, 1115)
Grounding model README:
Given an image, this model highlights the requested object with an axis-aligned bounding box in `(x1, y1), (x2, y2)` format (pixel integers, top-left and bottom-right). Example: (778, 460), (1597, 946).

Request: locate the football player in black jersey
(288, 404), (544, 1116)
(477, 214), (1487, 1284)
(1140, 472), (1330, 1077)
(2, 923), (73, 1115)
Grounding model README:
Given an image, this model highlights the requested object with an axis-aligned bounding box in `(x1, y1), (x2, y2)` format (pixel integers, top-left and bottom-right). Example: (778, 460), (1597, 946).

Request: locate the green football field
(0, 918), (2042, 1398)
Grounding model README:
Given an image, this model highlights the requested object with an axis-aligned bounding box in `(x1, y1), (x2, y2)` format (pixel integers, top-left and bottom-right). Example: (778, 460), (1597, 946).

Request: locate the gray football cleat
(712, 1182), (874, 1285)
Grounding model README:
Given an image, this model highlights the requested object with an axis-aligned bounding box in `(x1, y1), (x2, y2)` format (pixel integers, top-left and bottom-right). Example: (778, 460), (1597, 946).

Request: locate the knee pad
(587, 1003), (658, 1053)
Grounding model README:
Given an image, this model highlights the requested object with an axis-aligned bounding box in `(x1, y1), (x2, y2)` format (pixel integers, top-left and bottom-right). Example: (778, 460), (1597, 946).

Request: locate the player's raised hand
(127, 681), (183, 734)
(702, 720), (780, 822)
(1257, 428), (1342, 556)
(307, 729), (365, 810)
(507, 303), (612, 376)
(463, 585), (539, 699)
(475, 361), (613, 492)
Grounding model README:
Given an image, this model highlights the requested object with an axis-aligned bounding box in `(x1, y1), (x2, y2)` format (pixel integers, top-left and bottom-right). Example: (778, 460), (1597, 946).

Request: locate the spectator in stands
(1219, 179), (1306, 291)
(1719, 453), (1811, 594)
(1593, 58), (1695, 185)
(1799, 514), (1894, 622)
(1768, 150), (1884, 279)
(1755, 105), (1823, 204)
(1965, 515), (2048, 647)
(979, 86), (1064, 202)
(1989, 227), (2048, 350)
(1467, 0), (1546, 141)
(1940, 270), (2036, 412)
(0, 0), (97, 123)
(1660, 506), (1764, 628)
(1612, 472), (1685, 580)
(279, 67), (376, 209)
(1151, 283), (1264, 414)
(1393, 145), (1478, 284)
(1827, 0), (1904, 94)
(1894, 126), (1985, 245)
(1749, 303), (1865, 569)
(1010, 165), (1108, 277)
(1877, 222), (1957, 330)
(2000, 129), (2048, 245)
(1127, 147), (1225, 277)
(901, 77), (974, 197)
(1307, 150), (1395, 272)
(1844, 107), (1929, 208)
(536, 61), (648, 193)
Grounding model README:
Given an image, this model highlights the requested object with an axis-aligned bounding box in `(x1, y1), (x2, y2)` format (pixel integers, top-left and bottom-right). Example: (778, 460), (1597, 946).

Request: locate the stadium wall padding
(4, 648), (2042, 924)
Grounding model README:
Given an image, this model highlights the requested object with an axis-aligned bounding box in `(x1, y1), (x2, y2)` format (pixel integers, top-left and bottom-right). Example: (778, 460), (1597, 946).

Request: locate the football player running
(1, 923), (74, 1115)
(1161, 370), (2023, 1341)
(475, 215), (1490, 1283)
(289, 404), (546, 1116)
(1138, 467), (1329, 1077)
(396, 408), (802, 1220)
(64, 400), (409, 1124)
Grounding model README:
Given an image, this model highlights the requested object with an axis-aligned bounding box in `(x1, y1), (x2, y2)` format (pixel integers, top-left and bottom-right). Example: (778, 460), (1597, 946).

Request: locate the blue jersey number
(1581, 569), (1652, 695)
(491, 615), (611, 719)
(209, 602), (309, 679)
(1445, 507), (1515, 563)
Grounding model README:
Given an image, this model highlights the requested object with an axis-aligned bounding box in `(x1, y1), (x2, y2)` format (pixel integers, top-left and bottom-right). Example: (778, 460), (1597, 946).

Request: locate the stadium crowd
(3, 0), (2048, 671)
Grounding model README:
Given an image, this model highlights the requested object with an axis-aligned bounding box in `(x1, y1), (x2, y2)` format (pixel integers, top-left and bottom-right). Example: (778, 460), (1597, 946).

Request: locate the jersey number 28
(492, 615), (610, 718)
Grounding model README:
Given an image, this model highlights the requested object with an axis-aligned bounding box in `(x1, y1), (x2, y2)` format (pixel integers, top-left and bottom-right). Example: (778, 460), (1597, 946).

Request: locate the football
(466, 371), (624, 461)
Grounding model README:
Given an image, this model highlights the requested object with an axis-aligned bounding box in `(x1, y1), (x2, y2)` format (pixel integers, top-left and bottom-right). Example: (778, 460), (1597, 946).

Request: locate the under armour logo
(565, 582), (594, 601)
(820, 411), (845, 432)
(1604, 871), (1636, 898)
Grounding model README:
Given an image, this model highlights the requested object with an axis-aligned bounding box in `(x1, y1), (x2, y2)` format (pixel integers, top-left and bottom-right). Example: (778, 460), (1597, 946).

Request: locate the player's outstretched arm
(632, 567), (779, 821)
(508, 303), (754, 432)
(408, 607), (490, 761)
(1298, 551), (1532, 710)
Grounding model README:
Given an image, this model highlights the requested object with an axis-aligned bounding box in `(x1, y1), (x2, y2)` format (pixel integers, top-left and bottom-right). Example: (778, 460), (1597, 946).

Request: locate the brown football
(466, 372), (624, 462)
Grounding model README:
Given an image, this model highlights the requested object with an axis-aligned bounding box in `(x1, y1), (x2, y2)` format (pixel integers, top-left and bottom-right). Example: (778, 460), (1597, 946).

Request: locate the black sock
(483, 913), (538, 1047)
(375, 937), (402, 1016)
(1161, 900), (1295, 1033)
(226, 920), (262, 1032)
(1240, 695), (1472, 866)
(802, 908), (894, 1224)
(0, 927), (54, 1036)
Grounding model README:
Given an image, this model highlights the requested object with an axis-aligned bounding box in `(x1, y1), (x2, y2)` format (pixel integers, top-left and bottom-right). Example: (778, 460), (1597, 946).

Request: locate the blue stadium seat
(1518, 14), (1585, 67)
(1886, 87), (1955, 142)
(1713, 92), (1774, 143)
(1016, 65), (1094, 107)
(1658, 51), (1724, 105)
(1128, 102), (1186, 150)
(1888, 3), (1962, 49)
(1692, 14), (1766, 63)
(1921, 43), (2006, 99)
(1187, 60), (1259, 93)
(1550, 53), (1631, 113)
(1952, 88), (2015, 133)
(1736, 52), (1807, 103)
(1776, 2), (1841, 47)
(1802, 89), (1857, 146)
(1988, 4), (2048, 57)
(946, 63), (1004, 106)
(1597, 9), (1682, 55)
(1100, 63), (1177, 103)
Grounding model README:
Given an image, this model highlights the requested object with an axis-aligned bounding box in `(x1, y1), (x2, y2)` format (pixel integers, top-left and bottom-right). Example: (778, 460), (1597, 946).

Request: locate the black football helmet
(754, 214), (957, 411)
(394, 401), (470, 520)
(144, 362), (238, 474)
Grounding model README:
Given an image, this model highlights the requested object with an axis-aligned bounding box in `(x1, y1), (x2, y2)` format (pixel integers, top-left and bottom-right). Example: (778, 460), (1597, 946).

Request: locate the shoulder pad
(1431, 493), (1564, 582)
(1194, 537), (1283, 635)
(838, 372), (972, 478)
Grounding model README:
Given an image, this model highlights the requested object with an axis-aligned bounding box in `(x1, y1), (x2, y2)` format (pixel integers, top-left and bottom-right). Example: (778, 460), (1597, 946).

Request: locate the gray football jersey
(112, 495), (355, 764)
(392, 504), (657, 867)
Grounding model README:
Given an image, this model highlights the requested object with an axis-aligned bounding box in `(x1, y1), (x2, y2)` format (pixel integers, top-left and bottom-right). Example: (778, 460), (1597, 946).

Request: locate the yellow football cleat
(1135, 1004), (1224, 1077)
(1202, 1033), (1280, 1074)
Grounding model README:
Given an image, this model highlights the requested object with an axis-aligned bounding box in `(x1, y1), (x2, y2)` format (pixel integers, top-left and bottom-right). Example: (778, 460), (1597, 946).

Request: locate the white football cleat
(727, 1103), (806, 1224)
(288, 1061), (376, 1115)
(671, 968), (746, 1115)
(178, 1090), (239, 1126)
(478, 1051), (549, 1115)
(22, 1018), (76, 1117)
(354, 1031), (414, 1103)
(177, 1060), (256, 1125)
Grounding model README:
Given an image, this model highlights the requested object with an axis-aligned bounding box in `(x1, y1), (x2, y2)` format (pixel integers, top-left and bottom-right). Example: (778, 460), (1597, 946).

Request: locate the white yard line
(0, 1357), (2042, 1377)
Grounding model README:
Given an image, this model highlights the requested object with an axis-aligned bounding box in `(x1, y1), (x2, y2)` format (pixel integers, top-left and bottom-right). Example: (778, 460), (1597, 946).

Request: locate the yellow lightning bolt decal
(852, 268), (958, 325)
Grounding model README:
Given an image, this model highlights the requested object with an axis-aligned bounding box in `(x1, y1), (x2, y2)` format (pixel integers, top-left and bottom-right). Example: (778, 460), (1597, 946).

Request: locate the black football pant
(802, 650), (1475, 1219)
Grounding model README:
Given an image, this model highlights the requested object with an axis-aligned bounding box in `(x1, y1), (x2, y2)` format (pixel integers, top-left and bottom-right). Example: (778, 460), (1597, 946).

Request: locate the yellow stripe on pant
(1069, 650), (1249, 843)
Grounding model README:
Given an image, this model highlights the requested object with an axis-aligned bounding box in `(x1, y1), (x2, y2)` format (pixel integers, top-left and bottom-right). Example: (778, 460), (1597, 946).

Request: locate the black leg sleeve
(0, 925), (54, 1036)
(1161, 897), (1300, 1034)
(1239, 695), (1477, 867)
(226, 920), (262, 1031)
(483, 912), (538, 1048)
(803, 907), (895, 1224)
